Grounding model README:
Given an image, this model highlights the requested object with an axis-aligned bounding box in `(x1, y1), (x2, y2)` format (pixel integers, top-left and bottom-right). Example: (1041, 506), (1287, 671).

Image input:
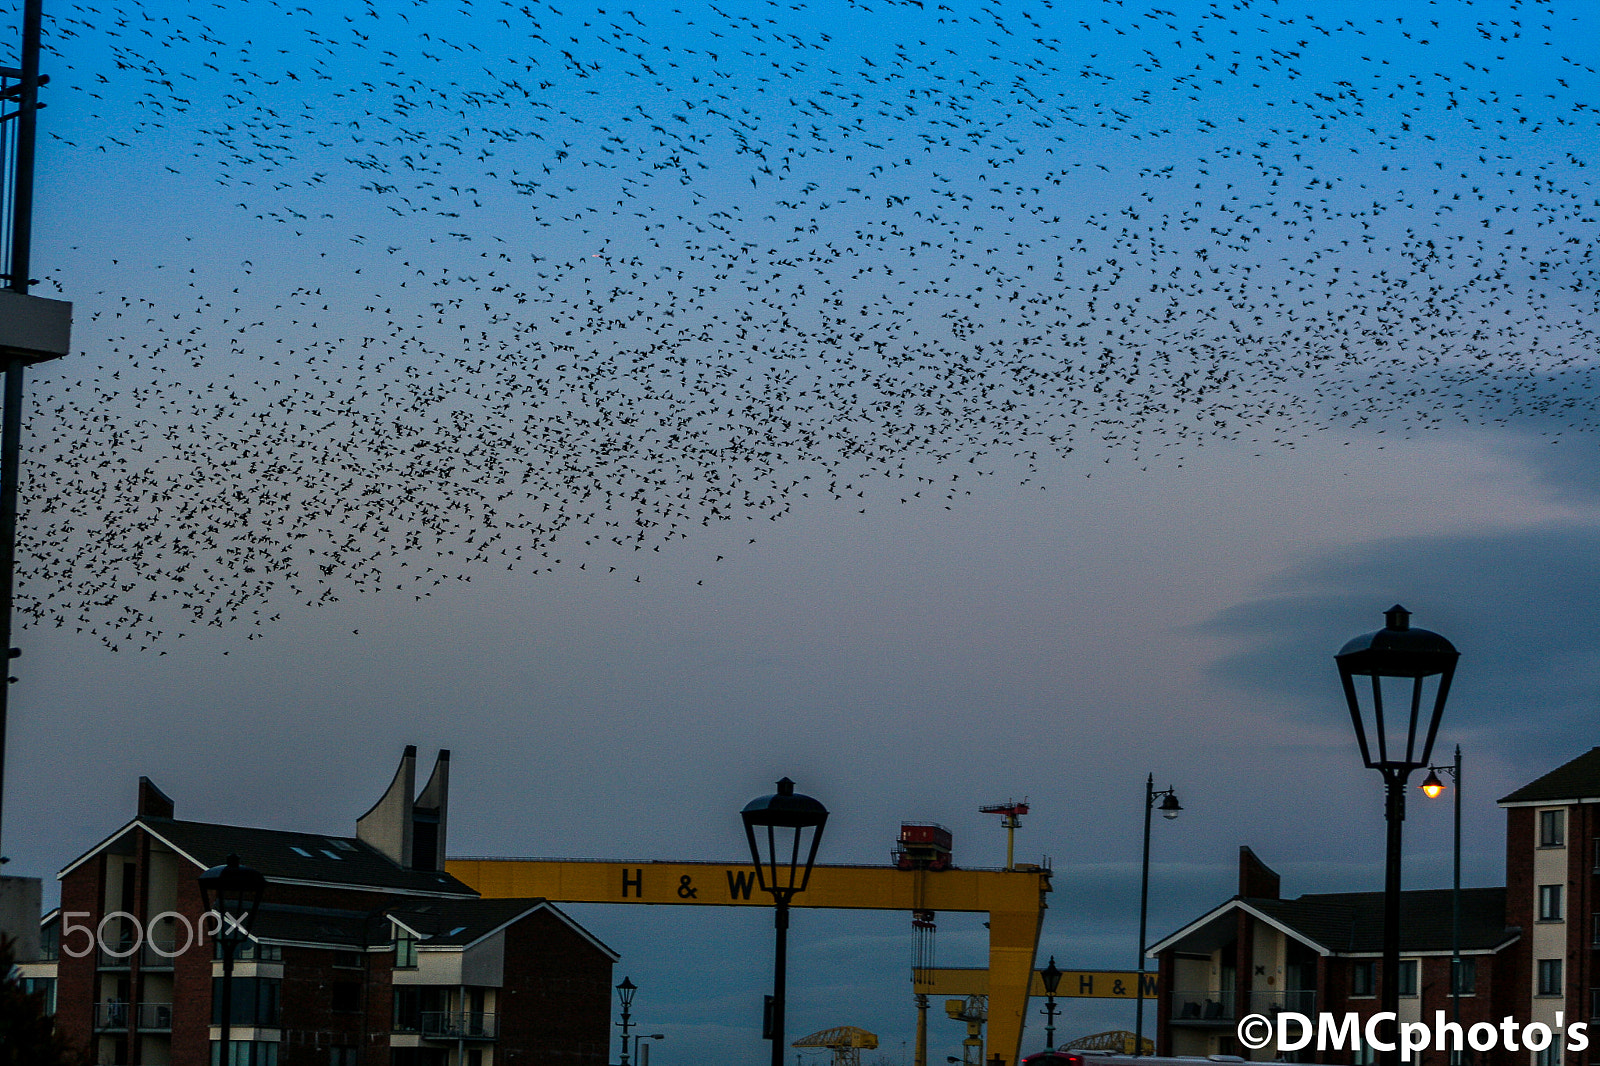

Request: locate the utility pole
(0, 0), (72, 865)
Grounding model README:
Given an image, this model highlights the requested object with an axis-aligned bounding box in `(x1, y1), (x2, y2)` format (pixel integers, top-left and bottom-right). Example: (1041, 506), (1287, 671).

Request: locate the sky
(3, 0), (1599, 1062)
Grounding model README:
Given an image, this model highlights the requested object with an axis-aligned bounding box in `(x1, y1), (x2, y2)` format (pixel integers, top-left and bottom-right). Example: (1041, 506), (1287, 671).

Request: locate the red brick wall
(497, 908), (615, 1065)
(55, 855), (104, 1057)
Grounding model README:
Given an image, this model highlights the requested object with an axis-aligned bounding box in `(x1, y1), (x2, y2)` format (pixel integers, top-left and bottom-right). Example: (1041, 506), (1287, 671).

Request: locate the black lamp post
(1422, 745), (1464, 1054)
(1136, 776), (1181, 1058)
(616, 976), (638, 1066)
(742, 777), (829, 1066)
(1336, 605), (1458, 1066)
(1039, 956), (1063, 1050)
(198, 854), (265, 1062)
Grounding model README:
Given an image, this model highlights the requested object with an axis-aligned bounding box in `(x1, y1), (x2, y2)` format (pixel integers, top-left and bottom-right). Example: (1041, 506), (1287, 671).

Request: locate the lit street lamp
(742, 777), (829, 1066)
(1039, 956), (1063, 1050)
(1422, 746), (1464, 1049)
(616, 977), (638, 1066)
(1336, 605), (1458, 1066)
(1136, 775), (1181, 1057)
(198, 854), (265, 1062)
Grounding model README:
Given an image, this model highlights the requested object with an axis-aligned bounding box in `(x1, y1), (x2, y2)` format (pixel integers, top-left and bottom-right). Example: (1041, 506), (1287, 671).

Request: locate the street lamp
(635, 1033), (667, 1066)
(616, 977), (638, 1066)
(742, 777), (829, 1066)
(1336, 605), (1458, 1066)
(1136, 775), (1181, 1058)
(198, 854), (265, 1062)
(1039, 956), (1063, 1050)
(1422, 746), (1464, 1052)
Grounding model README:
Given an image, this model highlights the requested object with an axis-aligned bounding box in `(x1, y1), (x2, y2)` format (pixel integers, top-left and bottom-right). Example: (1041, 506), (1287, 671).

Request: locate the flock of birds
(5, 0), (1598, 650)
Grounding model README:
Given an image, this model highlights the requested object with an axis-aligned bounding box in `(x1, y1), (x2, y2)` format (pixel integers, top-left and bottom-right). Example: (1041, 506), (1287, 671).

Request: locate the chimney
(412, 750), (450, 873)
(1238, 846), (1280, 900)
(138, 777), (175, 819)
(357, 746), (417, 867)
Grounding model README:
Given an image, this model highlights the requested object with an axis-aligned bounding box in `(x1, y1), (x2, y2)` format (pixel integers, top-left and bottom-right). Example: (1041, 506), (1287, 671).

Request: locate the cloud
(1201, 522), (1600, 766)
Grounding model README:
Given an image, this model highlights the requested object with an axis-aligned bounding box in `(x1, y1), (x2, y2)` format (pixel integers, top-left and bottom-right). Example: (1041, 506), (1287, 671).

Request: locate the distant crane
(793, 1026), (879, 1066)
(978, 800), (1029, 870)
(944, 995), (987, 1066)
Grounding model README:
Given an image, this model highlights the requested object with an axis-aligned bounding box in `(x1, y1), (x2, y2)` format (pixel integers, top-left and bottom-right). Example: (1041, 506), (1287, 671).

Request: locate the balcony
(95, 1001), (131, 1029)
(1170, 990), (1234, 1024)
(420, 1011), (498, 1041)
(137, 1002), (174, 1031)
(1169, 989), (1316, 1025)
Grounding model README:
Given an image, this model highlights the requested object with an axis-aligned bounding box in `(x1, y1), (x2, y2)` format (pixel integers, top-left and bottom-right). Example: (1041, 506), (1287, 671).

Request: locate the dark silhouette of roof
(1248, 887), (1514, 954)
(1499, 748), (1600, 805)
(66, 816), (476, 897)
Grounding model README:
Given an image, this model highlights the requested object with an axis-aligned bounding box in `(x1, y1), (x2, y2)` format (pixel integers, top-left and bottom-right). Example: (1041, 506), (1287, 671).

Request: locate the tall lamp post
(198, 854), (266, 1063)
(1136, 775), (1181, 1058)
(1336, 606), (1458, 1066)
(616, 977), (638, 1066)
(1421, 746), (1464, 1046)
(742, 777), (829, 1066)
(1039, 956), (1062, 1050)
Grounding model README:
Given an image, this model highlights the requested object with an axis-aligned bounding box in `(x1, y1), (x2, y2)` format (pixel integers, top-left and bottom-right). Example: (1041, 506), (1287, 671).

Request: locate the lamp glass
(1335, 605), (1458, 772)
(741, 778), (828, 900)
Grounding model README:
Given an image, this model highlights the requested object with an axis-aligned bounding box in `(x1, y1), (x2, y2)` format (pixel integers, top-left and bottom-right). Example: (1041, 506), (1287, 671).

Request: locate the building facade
(13, 747), (617, 1066)
(1152, 747), (1600, 1066)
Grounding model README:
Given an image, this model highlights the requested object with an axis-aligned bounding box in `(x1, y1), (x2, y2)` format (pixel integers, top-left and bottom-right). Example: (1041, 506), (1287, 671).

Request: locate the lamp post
(1136, 775), (1181, 1058)
(1336, 606), (1458, 1066)
(742, 777), (829, 1066)
(1422, 745), (1464, 1052)
(1039, 956), (1063, 1050)
(198, 854), (265, 1063)
(635, 1033), (666, 1066)
(616, 977), (638, 1066)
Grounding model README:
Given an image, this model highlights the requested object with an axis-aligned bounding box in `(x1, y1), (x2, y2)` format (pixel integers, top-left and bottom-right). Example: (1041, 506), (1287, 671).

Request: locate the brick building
(1148, 847), (1518, 1065)
(13, 746), (617, 1066)
(1150, 746), (1600, 1066)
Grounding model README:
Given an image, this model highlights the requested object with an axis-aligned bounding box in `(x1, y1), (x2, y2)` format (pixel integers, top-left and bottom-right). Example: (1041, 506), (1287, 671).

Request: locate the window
(211, 977), (281, 1026)
(1450, 957), (1476, 996)
(333, 950), (364, 969)
(1397, 959), (1418, 997)
(394, 925), (417, 969)
(18, 976), (56, 1014)
(1540, 884), (1565, 921)
(1535, 1038), (1563, 1066)
(1539, 959), (1564, 997)
(329, 1051), (360, 1066)
(1352, 1036), (1376, 1066)
(211, 1042), (280, 1066)
(1351, 961), (1376, 997)
(1541, 810), (1566, 847)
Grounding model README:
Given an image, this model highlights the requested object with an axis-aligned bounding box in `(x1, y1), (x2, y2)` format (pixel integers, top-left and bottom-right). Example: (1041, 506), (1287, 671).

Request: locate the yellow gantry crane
(794, 1025), (879, 1066)
(446, 856), (1051, 1065)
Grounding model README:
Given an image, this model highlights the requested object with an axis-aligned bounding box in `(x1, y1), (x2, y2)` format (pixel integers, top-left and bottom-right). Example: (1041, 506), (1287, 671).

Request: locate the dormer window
(394, 924), (418, 969)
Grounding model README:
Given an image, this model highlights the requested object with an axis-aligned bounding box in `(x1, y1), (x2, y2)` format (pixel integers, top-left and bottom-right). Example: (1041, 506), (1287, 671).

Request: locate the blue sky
(5, 0), (1600, 1062)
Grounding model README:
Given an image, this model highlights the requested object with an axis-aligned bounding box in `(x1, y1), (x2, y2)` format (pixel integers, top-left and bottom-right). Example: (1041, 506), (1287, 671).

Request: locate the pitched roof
(1150, 887), (1515, 957)
(1251, 887), (1513, 954)
(389, 897), (620, 959)
(62, 817), (476, 898)
(1498, 747), (1600, 805)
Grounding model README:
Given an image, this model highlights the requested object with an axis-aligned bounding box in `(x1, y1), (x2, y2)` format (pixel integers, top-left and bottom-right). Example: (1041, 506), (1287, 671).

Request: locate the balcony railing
(94, 1001), (130, 1029)
(1169, 989), (1316, 1023)
(420, 1011), (498, 1040)
(1170, 990), (1234, 1023)
(137, 1002), (174, 1030)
